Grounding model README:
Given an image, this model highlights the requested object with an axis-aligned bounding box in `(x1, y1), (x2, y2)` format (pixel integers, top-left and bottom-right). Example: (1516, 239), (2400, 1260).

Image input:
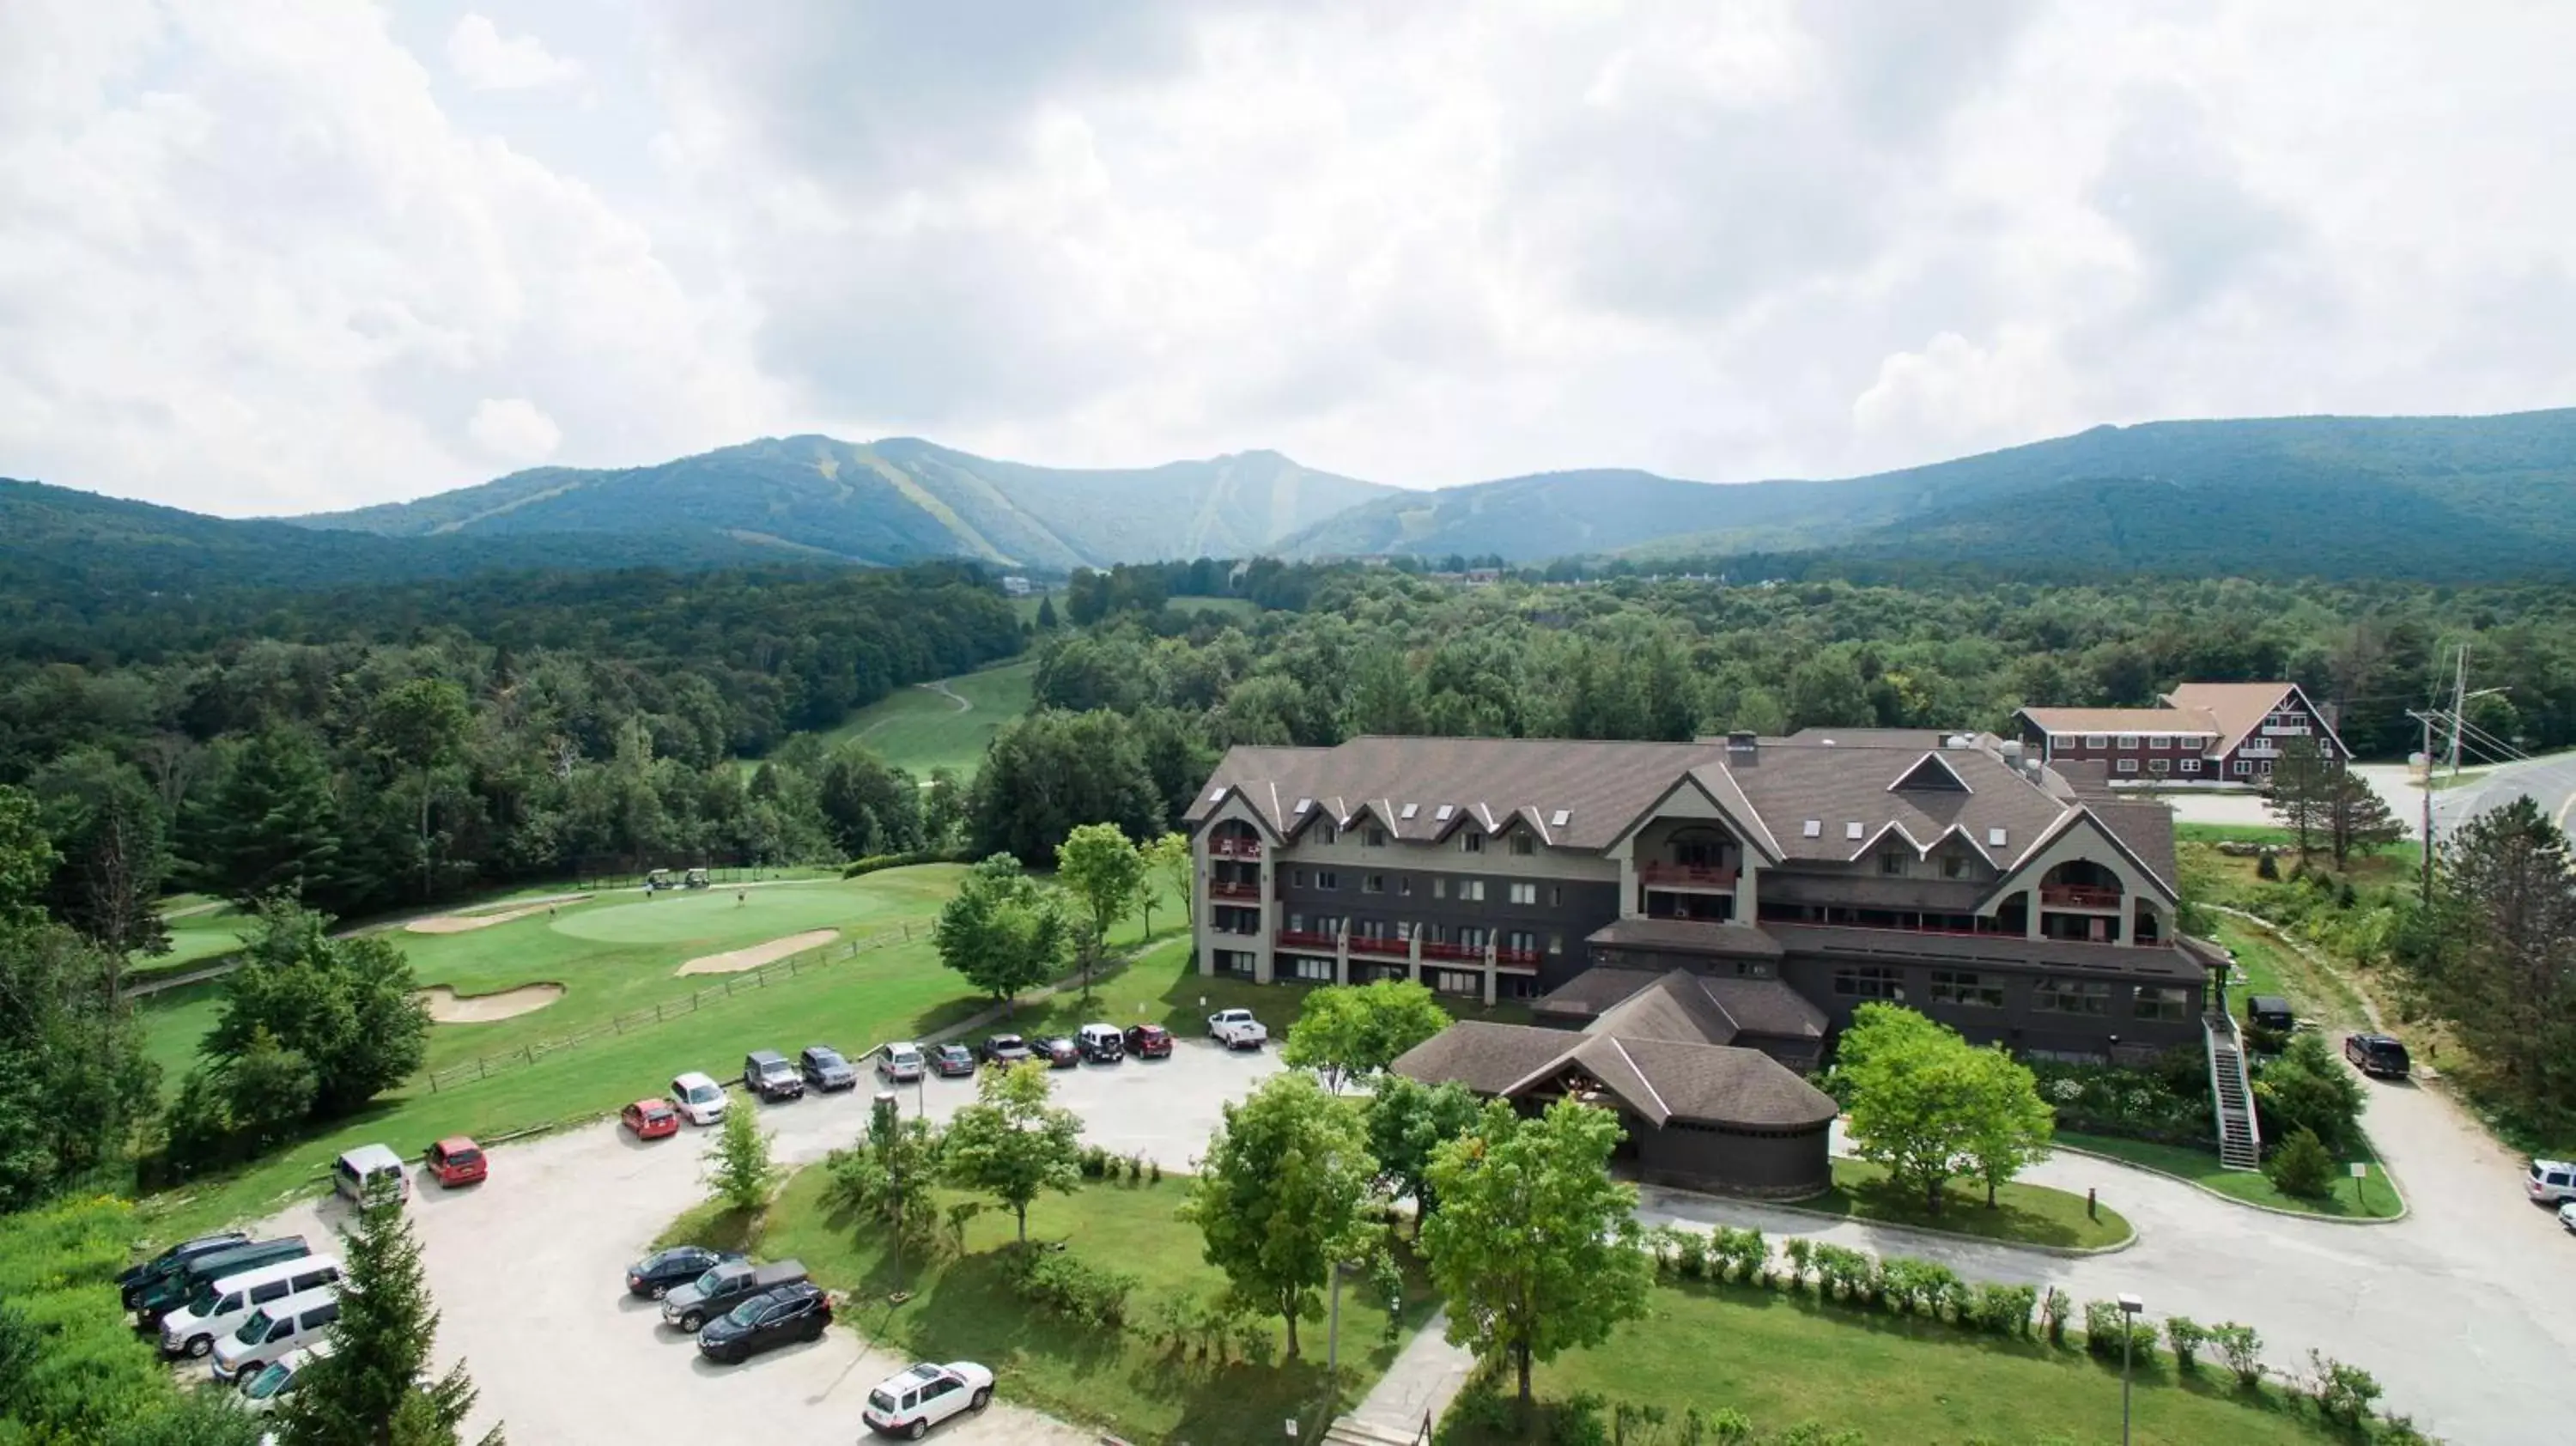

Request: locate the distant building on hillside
(2014, 681), (2346, 786)
(999, 575), (1034, 597)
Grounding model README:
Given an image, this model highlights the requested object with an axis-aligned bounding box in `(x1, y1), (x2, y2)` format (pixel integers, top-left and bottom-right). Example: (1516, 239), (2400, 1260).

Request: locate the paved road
(2162, 767), (2430, 841)
(232, 1038), (1285, 1445)
(2425, 751), (2576, 842)
(1643, 1074), (2571, 1446)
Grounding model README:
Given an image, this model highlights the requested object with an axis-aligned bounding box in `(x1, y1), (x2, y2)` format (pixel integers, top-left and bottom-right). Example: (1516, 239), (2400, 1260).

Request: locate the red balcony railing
(1350, 935), (1411, 959)
(1207, 880), (1261, 901)
(1495, 947), (1542, 968)
(1421, 940), (1485, 963)
(2040, 884), (2124, 909)
(1275, 928), (1337, 951)
(1641, 863), (1738, 890)
(1209, 836), (1263, 860)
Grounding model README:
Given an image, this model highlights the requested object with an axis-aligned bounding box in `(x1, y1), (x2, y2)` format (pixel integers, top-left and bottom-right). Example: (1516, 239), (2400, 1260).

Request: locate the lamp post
(2118, 1293), (2144, 1446)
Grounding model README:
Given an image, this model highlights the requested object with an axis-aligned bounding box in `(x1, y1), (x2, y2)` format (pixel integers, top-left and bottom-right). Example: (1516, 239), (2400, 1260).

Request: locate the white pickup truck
(1207, 1008), (1268, 1051)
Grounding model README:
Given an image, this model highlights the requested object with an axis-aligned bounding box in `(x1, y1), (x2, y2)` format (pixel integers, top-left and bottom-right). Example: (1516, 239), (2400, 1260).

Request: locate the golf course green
(544, 881), (907, 946)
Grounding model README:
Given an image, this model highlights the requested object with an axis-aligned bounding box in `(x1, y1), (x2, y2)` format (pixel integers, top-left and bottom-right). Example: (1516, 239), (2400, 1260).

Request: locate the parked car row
(121, 1233), (347, 1399)
(977, 1022), (1182, 1067)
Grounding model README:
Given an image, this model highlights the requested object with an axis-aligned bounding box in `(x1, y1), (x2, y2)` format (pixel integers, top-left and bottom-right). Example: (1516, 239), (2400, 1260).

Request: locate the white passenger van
(157, 1255), (342, 1359)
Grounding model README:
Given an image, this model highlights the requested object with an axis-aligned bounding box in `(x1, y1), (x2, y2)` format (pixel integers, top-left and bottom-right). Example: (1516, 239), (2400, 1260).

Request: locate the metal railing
(2040, 884), (2124, 908)
(1640, 862), (1739, 889)
(1209, 837), (1264, 859)
(1207, 880), (1261, 900)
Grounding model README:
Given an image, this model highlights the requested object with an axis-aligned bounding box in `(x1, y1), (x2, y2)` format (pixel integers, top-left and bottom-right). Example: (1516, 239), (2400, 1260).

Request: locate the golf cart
(683, 867), (712, 890)
(646, 869), (675, 892)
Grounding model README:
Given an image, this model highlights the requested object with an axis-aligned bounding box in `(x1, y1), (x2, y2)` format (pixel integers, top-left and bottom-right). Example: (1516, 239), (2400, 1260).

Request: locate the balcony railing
(1641, 863), (1739, 890)
(1209, 836), (1263, 860)
(1274, 928), (1337, 951)
(1206, 880), (1261, 901)
(2040, 884), (2124, 909)
(1349, 935), (1411, 959)
(1495, 947), (1542, 968)
(1421, 940), (1485, 963)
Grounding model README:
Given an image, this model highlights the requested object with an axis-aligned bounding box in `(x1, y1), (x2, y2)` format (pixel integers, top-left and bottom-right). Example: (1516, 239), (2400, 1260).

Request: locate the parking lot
(242, 1034), (1285, 1443)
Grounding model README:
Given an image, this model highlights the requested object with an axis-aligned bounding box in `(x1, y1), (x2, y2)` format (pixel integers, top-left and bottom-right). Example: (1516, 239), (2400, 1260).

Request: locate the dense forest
(0, 562), (1021, 921)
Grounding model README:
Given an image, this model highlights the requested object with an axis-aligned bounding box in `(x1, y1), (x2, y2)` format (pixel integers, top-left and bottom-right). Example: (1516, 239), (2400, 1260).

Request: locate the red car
(1123, 1024), (1174, 1059)
(422, 1136), (487, 1188)
(622, 1098), (681, 1140)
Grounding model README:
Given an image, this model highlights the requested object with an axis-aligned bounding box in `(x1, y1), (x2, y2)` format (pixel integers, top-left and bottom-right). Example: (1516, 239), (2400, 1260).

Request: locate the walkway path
(920, 677), (972, 712)
(1339, 1309), (1471, 1443)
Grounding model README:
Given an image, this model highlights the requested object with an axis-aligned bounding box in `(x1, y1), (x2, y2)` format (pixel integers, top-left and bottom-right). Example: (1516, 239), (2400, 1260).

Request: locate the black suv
(118, 1230), (249, 1311)
(744, 1050), (805, 1103)
(696, 1282), (833, 1364)
(2343, 1033), (2412, 1078)
(799, 1045), (858, 1092)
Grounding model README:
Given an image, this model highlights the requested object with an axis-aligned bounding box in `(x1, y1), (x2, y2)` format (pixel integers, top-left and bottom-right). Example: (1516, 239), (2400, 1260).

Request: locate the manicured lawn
(155, 908), (248, 970)
(1802, 1159), (2132, 1249)
(137, 929), (998, 1240)
(677, 1167), (1436, 1444)
(1451, 1280), (2354, 1445)
(2215, 920), (2371, 1033)
(2058, 1133), (2403, 1218)
(135, 978), (226, 1099)
(811, 658), (1036, 779)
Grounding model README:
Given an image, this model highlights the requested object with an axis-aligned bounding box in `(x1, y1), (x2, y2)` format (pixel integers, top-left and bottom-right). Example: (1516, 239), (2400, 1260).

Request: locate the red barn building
(2014, 682), (2346, 786)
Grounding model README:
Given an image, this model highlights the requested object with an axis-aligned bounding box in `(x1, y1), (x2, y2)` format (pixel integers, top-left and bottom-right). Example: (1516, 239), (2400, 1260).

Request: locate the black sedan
(697, 1283), (832, 1364)
(1031, 1036), (1080, 1069)
(626, 1246), (744, 1300)
(930, 1042), (977, 1078)
(981, 1034), (1033, 1066)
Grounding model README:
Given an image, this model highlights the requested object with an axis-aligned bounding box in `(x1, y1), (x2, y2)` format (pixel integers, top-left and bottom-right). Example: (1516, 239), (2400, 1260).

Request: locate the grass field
(1449, 1279), (2354, 1445)
(1802, 1159), (2133, 1249)
(809, 658), (1036, 779)
(666, 1168), (1432, 1444)
(2057, 1133), (2403, 1218)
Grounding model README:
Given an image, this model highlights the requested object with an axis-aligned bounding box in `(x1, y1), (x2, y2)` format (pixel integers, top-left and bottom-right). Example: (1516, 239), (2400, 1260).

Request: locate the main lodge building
(1183, 727), (2230, 1197)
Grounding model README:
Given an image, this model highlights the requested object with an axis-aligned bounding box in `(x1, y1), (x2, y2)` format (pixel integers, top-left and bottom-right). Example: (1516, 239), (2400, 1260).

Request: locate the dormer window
(1366, 827), (1387, 848)
(1880, 852), (1906, 877)
(1462, 833), (1485, 854)
(1510, 834), (1534, 857)
(1941, 854), (1967, 879)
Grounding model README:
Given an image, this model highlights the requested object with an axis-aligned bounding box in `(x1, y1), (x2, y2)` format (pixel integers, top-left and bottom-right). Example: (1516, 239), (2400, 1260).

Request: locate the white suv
(862, 1360), (994, 1437)
(670, 1072), (729, 1126)
(2529, 1158), (2576, 1205)
(878, 1042), (926, 1084)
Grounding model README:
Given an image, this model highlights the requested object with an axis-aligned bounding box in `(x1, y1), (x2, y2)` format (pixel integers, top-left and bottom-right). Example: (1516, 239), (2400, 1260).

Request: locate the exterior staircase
(1324, 1416), (1433, 1446)
(2205, 1009), (2263, 1171)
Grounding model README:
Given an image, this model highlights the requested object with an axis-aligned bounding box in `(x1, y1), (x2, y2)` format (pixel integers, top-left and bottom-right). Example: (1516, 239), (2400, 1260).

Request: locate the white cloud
(446, 14), (580, 92)
(1, 1), (2571, 514)
(467, 397), (562, 462)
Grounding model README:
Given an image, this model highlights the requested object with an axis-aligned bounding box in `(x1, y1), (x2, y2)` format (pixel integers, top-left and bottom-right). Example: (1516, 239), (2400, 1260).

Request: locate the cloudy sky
(3, 1), (2570, 515)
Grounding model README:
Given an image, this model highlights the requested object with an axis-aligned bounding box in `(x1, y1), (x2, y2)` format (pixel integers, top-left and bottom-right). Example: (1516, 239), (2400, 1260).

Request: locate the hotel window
(1366, 827), (1387, 848)
(2148, 759), (2169, 775)
(1832, 965), (1906, 1000)
(1941, 854), (1967, 879)
(1551, 885), (1563, 907)
(1880, 852), (1906, 876)
(2033, 978), (2112, 1015)
(1928, 970), (2005, 1008)
(1510, 834), (1535, 857)
(1462, 833), (1485, 854)
(1457, 927), (1490, 948)
(1459, 879), (1487, 902)
(2148, 734), (2172, 750)
(1399, 876), (1414, 896)
(1508, 882), (1538, 906)
(1548, 933), (1564, 955)
(2233, 760), (2252, 775)
(1291, 957), (1334, 982)
(2115, 734), (2139, 750)
(1433, 878), (1448, 900)
(1432, 970), (1481, 998)
(2084, 734), (2109, 749)
(1315, 871), (1339, 890)
(1363, 875), (1385, 894)
(1291, 869), (1309, 888)
(2117, 759), (2140, 774)
(2180, 759), (2202, 775)
(1319, 822), (1337, 844)
(1504, 930), (1538, 956)
(2133, 986), (2191, 1023)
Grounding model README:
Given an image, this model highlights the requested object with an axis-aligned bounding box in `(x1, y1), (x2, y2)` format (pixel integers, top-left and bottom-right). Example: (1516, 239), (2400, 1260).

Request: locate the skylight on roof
(1801, 820), (1822, 838)
(1206, 787), (1226, 803)
(1550, 809), (1571, 828)
(1294, 798), (1313, 814)
(1844, 822), (1864, 841)
(1435, 805), (1455, 822)
(1400, 804), (1419, 820)
(1987, 827), (2008, 848)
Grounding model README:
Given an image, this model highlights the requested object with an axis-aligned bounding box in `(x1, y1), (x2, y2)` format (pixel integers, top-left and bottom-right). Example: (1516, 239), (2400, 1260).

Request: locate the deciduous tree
(207, 898), (430, 1118)
(1838, 1004), (2051, 1216)
(1279, 980), (1451, 1092)
(1054, 821), (1145, 1001)
(1420, 1097), (1653, 1408)
(942, 1060), (1084, 1244)
(1182, 1070), (1378, 1357)
(932, 854), (1070, 1009)
(1961, 1046), (2057, 1208)
(1364, 1073), (1483, 1236)
(1138, 831), (1191, 942)
(705, 1103), (781, 1215)
(281, 1172), (500, 1446)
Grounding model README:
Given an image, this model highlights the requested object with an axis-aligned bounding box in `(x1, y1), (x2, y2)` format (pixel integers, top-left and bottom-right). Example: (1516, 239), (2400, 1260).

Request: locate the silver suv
(877, 1042), (926, 1083)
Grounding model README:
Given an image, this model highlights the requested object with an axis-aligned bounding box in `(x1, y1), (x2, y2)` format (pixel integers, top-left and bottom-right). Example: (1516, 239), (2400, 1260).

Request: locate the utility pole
(2409, 710), (2436, 902)
(2448, 643), (2470, 779)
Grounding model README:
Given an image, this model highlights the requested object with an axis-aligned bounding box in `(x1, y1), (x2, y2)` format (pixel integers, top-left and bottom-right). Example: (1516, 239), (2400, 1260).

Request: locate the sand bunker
(406, 896), (586, 936)
(676, 929), (838, 977)
(417, 982), (565, 1024)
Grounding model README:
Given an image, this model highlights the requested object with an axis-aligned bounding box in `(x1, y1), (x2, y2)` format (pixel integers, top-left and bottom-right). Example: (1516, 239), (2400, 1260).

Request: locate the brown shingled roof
(1389, 1022), (1583, 1096)
(1611, 1037), (1840, 1128)
(1583, 918), (1783, 957)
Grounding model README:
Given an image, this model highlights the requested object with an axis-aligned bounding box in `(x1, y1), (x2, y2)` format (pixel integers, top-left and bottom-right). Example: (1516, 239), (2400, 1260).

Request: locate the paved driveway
(1643, 1071), (2573, 1446)
(238, 1037), (1285, 1444)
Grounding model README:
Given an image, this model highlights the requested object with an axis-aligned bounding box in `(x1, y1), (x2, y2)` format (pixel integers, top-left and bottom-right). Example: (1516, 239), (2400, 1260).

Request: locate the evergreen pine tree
(281, 1174), (500, 1446)
(2260, 737), (2335, 864)
(1034, 594), (1060, 629)
(191, 728), (345, 906)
